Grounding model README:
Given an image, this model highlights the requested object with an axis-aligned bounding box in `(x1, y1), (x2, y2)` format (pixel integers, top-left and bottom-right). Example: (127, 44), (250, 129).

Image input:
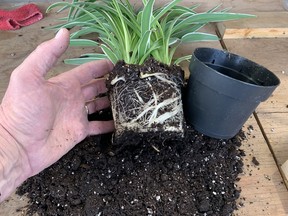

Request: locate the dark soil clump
(252, 156), (260, 166)
(17, 110), (245, 216)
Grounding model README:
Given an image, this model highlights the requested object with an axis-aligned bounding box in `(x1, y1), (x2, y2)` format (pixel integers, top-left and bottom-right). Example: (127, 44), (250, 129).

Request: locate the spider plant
(47, 0), (254, 66)
(47, 0), (254, 144)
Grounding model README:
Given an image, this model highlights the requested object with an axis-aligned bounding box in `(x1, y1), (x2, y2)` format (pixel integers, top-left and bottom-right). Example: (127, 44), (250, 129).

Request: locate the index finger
(67, 59), (114, 85)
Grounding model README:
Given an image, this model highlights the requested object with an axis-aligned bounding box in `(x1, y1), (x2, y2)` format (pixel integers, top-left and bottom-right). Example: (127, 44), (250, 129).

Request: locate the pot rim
(192, 47), (280, 88)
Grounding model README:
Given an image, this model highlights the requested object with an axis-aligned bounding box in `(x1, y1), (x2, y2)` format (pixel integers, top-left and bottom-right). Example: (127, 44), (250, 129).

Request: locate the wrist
(0, 117), (31, 202)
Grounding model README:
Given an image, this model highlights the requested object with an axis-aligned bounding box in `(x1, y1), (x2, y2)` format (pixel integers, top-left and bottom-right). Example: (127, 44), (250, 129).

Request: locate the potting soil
(17, 109), (245, 216)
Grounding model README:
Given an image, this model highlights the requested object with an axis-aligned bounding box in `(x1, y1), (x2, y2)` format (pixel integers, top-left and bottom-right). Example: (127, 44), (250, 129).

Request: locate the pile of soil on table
(17, 111), (245, 216)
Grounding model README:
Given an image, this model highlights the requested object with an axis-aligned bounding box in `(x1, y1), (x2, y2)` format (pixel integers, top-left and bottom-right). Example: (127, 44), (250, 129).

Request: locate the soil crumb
(17, 121), (245, 216)
(252, 156), (260, 166)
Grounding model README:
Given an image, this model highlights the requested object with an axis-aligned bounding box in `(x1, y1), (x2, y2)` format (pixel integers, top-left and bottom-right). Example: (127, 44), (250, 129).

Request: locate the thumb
(16, 28), (70, 78)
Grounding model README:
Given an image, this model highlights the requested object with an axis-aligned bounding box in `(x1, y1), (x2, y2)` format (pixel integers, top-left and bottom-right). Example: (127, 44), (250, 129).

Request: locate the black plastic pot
(184, 47), (280, 139)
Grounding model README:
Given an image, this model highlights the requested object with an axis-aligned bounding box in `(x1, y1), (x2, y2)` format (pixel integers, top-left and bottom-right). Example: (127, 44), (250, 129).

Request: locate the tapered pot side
(184, 47), (280, 139)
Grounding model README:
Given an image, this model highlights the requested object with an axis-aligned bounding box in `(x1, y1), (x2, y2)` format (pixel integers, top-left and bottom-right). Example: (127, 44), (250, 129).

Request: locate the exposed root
(151, 145), (160, 152)
(111, 75), (126, 85)
(110, 71), (184, 134)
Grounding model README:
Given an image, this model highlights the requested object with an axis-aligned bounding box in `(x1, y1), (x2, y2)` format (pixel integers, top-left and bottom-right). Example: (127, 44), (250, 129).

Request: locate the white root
(148, 96), (178, 126)
(153, 103), (182, 124)
(134, 89), (145, 104)
(140, 72), (176, 85)
(148, 96), (181, 126)
(151, 145), (160, 152)
(111, 75), (126, 85)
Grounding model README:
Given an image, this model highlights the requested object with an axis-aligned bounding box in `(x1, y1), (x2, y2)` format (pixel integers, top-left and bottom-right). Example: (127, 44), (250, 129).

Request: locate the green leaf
(206, 4), (223, 13)
(48, 0), (255, 66)
(138, 30), (152, 60)
(67, 0), (78, 21)
(112, 0), (131, 56)
(141, 0), (154, 34)
(139, 39), (162, 64)
(48, 1), (111, 36)
(100, 10), (125, 43)
(64, 56), (107, 65)
(180, 32), (219, 43)
(152, 0), (182, 26)
(100, 44), (118, 64)
(70, 27), (97, 39)
(174, 12), (255, 32)
(99, 37), (124, 61)
(168, 38), (179, 46)
(172, 23), (205, 38)
(80, 53), (107, 58)
(117, 3), (141, 36)
(69, 39), (99, 46)
(173, 55), (192, 65)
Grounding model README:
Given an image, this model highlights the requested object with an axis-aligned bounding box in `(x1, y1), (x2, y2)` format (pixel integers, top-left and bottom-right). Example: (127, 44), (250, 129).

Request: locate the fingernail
(55, 28), (64, 39)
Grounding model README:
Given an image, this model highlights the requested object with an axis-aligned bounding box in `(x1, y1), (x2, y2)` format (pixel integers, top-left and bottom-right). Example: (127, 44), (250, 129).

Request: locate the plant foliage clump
(47, 0), (254, 66)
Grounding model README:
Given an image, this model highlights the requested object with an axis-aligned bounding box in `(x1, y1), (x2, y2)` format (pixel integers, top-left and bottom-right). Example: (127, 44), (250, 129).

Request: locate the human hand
(0, 29), (114, 178)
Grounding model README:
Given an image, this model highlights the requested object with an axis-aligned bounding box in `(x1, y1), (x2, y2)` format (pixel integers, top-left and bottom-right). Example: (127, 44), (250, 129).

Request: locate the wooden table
(0, 2), (288, 215)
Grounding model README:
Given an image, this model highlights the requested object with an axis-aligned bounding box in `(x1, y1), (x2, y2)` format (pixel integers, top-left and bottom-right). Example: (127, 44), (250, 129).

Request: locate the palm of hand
(0, 29), (114, 176)
(1, 72), (88, 173)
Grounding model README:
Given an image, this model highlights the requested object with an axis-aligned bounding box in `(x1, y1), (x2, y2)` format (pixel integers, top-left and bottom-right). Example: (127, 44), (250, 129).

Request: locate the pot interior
(205, 63), (259, 85)
(195, 48), (280, 87)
